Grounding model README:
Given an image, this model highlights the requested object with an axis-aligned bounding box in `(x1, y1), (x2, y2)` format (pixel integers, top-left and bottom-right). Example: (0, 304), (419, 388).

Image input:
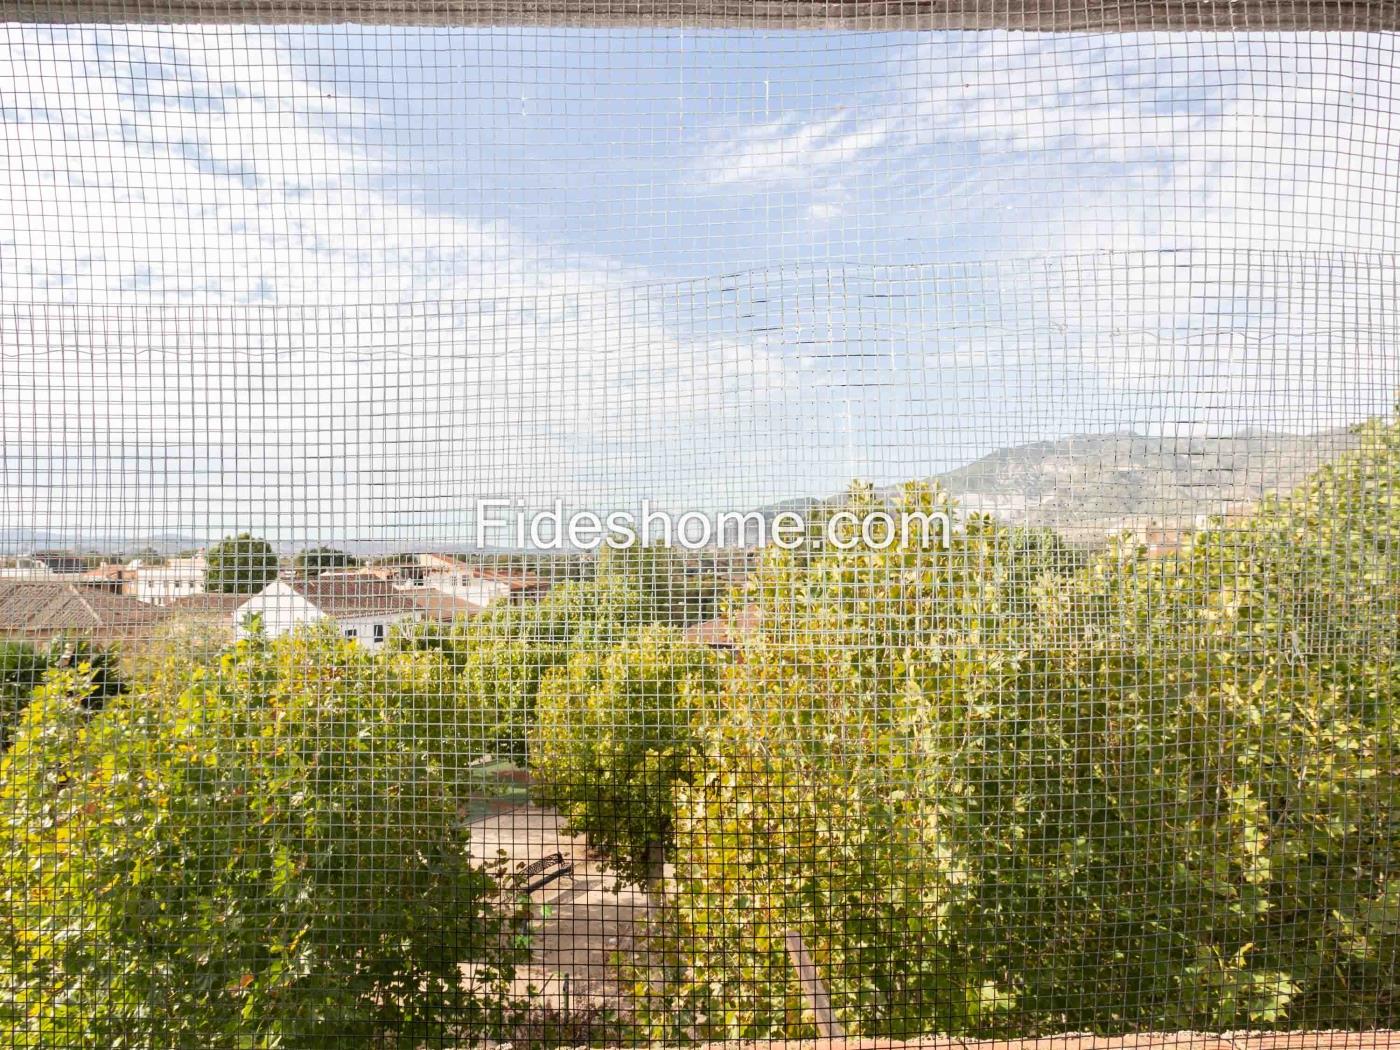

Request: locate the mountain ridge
(756, 425), (1363, 545)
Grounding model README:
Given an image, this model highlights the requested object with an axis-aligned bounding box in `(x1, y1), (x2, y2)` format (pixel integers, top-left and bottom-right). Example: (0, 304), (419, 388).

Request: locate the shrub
(0, 640), (47, 750)
(642, 466), (1400, 1039)
(0, 624), (526, 1049)
(499, 998), (623, 1049)
(42, 633), (126, 707)
(530, 625), (721, 886)
(120, 612), (236, 692)
(453, 640), (571, 765)
(1, 635), (127, 752)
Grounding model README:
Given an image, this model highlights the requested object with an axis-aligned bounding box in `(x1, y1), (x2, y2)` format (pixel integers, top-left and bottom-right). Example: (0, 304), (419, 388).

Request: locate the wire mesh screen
(2, 14), (1399, 1049)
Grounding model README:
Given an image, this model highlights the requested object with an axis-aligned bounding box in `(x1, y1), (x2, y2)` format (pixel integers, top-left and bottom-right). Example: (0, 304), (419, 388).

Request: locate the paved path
(465, 801), (655, 1018)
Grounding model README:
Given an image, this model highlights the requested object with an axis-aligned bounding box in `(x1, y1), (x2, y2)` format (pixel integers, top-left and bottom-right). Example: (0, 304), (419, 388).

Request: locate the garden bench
(512, 851), (574, 894)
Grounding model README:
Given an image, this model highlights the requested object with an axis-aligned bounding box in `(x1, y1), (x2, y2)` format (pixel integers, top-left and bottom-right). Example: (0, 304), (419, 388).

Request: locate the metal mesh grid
(1, 14), (1399, 1049)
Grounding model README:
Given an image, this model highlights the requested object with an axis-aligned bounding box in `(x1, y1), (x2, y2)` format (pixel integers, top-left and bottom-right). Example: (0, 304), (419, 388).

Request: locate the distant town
(0, 423), (1364, 653)
(0, 543), (758, 651)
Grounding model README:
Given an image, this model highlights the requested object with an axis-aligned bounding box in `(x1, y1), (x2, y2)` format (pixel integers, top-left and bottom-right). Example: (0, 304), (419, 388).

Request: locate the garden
(3, 408), (1399, 1047)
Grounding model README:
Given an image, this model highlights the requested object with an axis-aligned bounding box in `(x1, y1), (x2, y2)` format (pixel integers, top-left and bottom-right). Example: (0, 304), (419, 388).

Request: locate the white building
(126, 556), (206, 606)
(416, 554), (547, 607)
(233, 573), (428, 651)
(0, 558), (54, 580)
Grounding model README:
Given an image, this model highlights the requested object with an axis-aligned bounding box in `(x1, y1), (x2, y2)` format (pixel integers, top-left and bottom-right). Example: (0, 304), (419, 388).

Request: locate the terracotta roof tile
(289, 575), (423, 618)
(682, 605), (762, 649)
(0, 581), (163, 635)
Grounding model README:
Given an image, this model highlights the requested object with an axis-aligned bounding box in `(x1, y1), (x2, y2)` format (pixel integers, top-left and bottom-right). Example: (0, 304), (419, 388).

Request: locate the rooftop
(0, 581), (165, 636)
(286, 574), (424, 618)
(408, 589), (484, 621)
(682, 605), (762, 649)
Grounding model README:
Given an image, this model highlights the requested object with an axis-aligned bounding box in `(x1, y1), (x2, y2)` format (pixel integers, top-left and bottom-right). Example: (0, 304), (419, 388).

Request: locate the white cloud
(0, 26), (819, 546)
(689, 32), (1400, 435)
(697, 109), (895, 191)
(4, 27), (1398, 550)
(692, 32), (1400, 255)
(0, 296), (811, 544)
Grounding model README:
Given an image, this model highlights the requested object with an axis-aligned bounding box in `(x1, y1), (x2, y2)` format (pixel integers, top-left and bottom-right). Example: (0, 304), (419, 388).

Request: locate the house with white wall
(234, 573), (427, 650)
(126, 555), (207, 605)
(0, 558), (54, 580)
(417, 554), (548, 607)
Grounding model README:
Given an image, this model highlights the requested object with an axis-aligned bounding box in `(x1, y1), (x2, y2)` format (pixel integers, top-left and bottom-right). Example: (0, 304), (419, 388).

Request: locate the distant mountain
(1, 427), (1365, 556)
(752, 427), (1362, 546)
(0, 529), (200, 556)
(934, 428), (1360, 542)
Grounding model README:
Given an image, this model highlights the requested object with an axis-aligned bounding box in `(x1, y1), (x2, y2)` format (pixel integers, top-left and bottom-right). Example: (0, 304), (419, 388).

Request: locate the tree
(451, 640), (571, 766)
(0, 637), (125, 753)
(594, 543), (725, 626)
(205, 533), (279, 594)
(643, 464), (1400, 1039)
(293, 546), (359, 577)
(0, 641), (47, 751)
(531, 625), (721, 886)
(397, 547), (721, 772)
(0, 625), (528, 1048)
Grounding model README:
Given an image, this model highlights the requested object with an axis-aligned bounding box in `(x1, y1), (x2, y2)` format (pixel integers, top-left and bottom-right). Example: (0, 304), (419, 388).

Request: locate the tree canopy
(292, 546), (359, 577)
(204, 533), (279, 594)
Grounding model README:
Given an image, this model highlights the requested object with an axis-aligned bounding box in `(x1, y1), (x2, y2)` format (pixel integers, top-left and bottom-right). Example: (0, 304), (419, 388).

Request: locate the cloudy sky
(1, 26), (1397, 547)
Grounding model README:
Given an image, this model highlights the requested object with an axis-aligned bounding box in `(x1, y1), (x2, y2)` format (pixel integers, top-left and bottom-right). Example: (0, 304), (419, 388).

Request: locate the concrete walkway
(465, 801), (655, 1018)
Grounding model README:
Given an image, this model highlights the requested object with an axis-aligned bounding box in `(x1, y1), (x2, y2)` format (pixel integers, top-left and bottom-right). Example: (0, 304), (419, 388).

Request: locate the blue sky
(1, 26), (1398, 546)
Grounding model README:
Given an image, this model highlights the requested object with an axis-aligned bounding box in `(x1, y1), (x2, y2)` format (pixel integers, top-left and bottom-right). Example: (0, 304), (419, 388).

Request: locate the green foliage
(408, 574), (653, 653)
(121, 613), (236, 692)
(641, 483), (1047, 1038)
(292, 546), (359, 577)
(5, 419), (1397, 1043)
(205, 532), (279, 594)
(591, 544), (725, 627)
(1, 636), (126, 752)
(0, 625), (527, 1049)
(393, 578), (621, 764)
(531, 625), (721, 886)
(644, 717), (992, 1042)
(391, 619), (571, 767)
(0, 641), (47, 750)
(453, 641), (571, 765)
(396, 560), (692, 765)
(637, 459), (1400, 1039)
(43, 634), (126, 707)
